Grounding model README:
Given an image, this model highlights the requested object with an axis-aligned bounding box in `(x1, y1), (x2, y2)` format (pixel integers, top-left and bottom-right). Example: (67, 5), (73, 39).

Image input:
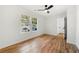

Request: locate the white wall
(0, 6), (45, 48)
(67, 6), (76, 44)
(45, 12), (66, 35)
(76, 6), (79, 48)
(45, 15), (57, 35)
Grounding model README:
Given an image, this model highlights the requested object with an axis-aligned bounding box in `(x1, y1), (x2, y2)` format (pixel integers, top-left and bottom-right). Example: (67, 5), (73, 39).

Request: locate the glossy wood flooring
(0, 34), (79, 53)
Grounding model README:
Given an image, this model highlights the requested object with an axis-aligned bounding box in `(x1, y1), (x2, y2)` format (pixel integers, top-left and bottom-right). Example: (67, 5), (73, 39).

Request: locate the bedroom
(0, 5), (79, 53)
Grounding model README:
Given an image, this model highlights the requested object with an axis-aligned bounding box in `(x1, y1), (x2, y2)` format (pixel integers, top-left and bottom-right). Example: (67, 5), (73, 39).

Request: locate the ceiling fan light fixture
(47, 10), (50, 14)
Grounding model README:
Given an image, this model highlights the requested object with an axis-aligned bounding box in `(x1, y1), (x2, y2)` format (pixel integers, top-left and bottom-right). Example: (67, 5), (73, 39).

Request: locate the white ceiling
(21, 5), (69, 16)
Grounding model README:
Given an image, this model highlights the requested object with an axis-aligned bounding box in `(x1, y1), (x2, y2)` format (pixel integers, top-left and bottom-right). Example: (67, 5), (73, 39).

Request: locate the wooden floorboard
(0, 34), (79, 53)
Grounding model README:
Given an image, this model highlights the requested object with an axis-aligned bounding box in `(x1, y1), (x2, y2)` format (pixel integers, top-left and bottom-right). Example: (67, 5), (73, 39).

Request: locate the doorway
(57, 16), (67, 41)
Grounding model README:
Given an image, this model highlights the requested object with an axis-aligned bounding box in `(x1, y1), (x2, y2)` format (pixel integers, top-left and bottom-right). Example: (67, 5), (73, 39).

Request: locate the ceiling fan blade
(47, 5), (53, 10)
(34, 5), (54, 12)
(34, 9), (45, 11)
(38, 9), (45, 11)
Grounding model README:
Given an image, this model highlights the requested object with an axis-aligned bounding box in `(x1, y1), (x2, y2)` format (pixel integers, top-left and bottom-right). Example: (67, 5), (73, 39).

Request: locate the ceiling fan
(34, 5), (54, 13)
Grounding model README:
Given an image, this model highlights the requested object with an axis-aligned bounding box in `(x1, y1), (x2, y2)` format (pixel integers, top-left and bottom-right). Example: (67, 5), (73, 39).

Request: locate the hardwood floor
(0, 34), (79, 53)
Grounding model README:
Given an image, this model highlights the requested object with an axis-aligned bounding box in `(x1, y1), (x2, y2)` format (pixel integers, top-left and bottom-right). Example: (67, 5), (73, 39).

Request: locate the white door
(57, 17), (65, 34)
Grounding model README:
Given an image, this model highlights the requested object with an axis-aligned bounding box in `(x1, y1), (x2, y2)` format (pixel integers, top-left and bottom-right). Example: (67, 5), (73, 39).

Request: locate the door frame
(64, 16), (67, 41)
